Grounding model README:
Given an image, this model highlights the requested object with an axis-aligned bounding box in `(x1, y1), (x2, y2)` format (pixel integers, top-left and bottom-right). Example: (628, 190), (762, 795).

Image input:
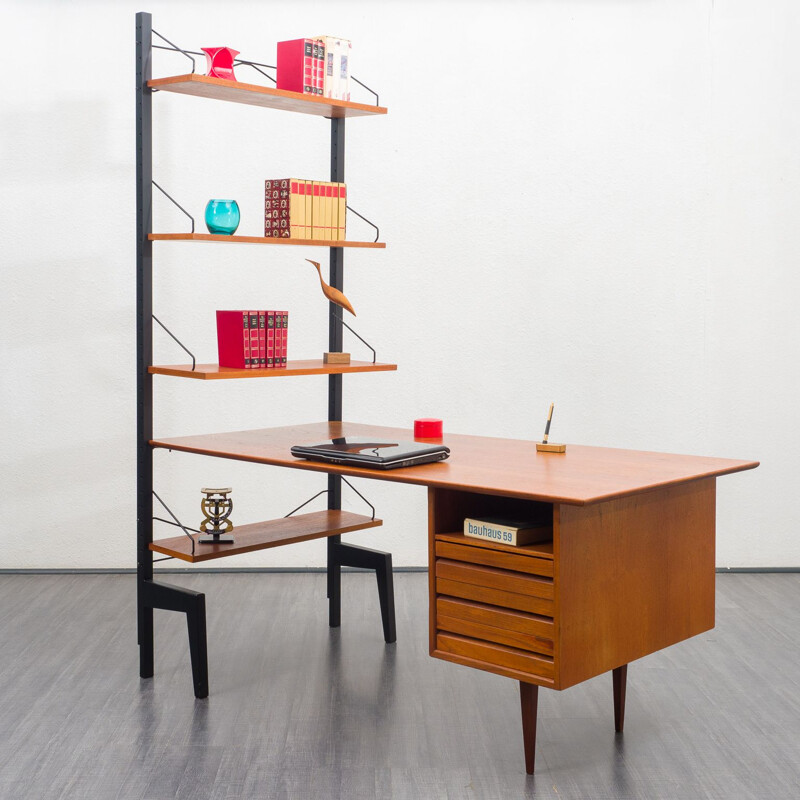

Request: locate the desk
(152, 421), (758, 773)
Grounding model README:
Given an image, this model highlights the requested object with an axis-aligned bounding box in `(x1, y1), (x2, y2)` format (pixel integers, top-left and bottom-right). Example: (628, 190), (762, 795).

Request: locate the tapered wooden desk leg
(613, 664), (628, 732)
(519, 681), (539, 774)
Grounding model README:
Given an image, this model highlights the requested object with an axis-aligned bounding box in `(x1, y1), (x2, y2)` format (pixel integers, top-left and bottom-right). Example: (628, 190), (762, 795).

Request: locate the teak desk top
(151, 421), (758, 506)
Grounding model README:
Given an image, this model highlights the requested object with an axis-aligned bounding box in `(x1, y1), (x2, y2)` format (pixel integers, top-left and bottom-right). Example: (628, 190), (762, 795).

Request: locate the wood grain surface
(555, 478), (717, 689)
(434, 540), (554, 577)
(149, 360), (397, 380)
(151, 421), (758, 506)
(150, 510), (382, 563)
(149, 233), (385, 248)
(148, 73), (388, 118)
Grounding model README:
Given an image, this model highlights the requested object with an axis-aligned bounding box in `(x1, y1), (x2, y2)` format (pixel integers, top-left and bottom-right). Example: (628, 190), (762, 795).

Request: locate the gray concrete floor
(0, 572), (798, 799)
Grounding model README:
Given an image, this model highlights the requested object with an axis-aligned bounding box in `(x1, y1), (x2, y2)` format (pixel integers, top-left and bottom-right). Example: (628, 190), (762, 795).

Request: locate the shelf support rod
(152, 314), (197, 370)
(152, 29), (196, 72)
(153, 492), (196, 557)
(152, 180), (195, 233)
(341, 318), (377, 364)
(345, 204), (380, 243)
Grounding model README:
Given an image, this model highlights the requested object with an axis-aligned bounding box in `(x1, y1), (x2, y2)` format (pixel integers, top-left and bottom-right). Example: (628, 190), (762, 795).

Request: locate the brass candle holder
(198, 487), (234, 544)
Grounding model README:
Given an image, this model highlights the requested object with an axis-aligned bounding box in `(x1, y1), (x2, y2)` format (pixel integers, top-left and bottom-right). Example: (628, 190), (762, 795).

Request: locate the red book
(276, 39), (315, 95)
(216, 310), (252, 369)
(313, 40), (323, 95)
(267, 310), (276, 368)
(258, 311), (267, 367)
(281, 311), (289, 366)
(248, 311), (260, 369)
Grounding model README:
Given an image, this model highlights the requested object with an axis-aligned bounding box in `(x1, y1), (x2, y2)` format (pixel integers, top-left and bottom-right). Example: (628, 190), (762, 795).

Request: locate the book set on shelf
(265, 178), (347, 240)
(276, 36), (351, 100)
(216, 310), (288, 369)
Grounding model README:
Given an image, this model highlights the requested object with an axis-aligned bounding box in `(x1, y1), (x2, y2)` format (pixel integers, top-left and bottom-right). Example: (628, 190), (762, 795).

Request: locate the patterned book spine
(258, 310), (266, 367)
(248, 311), (259, 369)
(314, 40), (324, 95)
(281, 311), (289, 366)
(267, 310), (276, 368)
(264, 179), (279, 237)
(340, 38), (351, 101)
(275, 178), (291, 238)
(323, 37), (335, 98)
(243, 310), (251, 368)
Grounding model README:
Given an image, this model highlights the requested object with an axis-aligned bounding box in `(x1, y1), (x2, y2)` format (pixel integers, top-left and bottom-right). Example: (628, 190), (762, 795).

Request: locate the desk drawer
(435, 559), (553, 599)
(437, 633), (555, 682)
(435, 540), (553, 578)
(436, 578), (554, 618)
(436, 597), (554, 656)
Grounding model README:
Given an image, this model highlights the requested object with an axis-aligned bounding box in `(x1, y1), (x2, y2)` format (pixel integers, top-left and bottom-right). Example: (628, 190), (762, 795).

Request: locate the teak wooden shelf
(150, 510), (382, 563)
(149, 233), (385, 248)
(149, 360), (397, 380)
(148, 73), (388, 118)
(136, 12), (397, 709)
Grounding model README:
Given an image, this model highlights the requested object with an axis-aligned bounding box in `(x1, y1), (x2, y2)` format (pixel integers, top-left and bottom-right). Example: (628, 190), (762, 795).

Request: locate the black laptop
(290, 436), (450, 470)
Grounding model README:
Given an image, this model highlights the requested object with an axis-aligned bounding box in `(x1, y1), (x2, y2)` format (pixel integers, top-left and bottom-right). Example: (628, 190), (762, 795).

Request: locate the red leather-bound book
(248, 311), (260, 368)
(257, 310), (267, 367)
(276, 39), (315, 95)
(216, 310), (251, 369)
(281, 311), (289, 366)
(267, 310), (276, 368)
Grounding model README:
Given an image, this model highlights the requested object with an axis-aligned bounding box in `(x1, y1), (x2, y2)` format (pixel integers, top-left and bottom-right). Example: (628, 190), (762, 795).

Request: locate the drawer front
(435, 540), (554, 578)
(433, 536), (557, 684)
(435, 559), (554, 600)
(436, 578), (554, 619)
(437, 633), (554, 681)
(436, 597), (554, 656)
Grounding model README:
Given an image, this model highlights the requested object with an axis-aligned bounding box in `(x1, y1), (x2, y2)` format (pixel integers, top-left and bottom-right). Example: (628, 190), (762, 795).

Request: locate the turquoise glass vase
(205, 199), (240, 235)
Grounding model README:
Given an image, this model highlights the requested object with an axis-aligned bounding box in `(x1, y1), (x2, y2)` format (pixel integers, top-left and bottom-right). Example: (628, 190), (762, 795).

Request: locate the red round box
(414, 418), (443, 438)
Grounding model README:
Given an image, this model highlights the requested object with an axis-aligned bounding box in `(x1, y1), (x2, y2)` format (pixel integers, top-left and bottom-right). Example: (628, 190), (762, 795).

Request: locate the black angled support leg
(328, 534), (342, 627)
(374, 551), (396, 643)
(328, 540), (397, 643)
(139, 579), (209, 698)
(613, 664), (628, 732)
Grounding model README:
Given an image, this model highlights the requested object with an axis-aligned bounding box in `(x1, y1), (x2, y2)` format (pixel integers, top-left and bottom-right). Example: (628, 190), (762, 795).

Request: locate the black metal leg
(375, 552), (396, 643)
(328, 536), (342, 628)
(138, 604), (154, 678)
(186, 594), (209, 699)
(329, 540), (396, 643)
(139, 580), (209, 698)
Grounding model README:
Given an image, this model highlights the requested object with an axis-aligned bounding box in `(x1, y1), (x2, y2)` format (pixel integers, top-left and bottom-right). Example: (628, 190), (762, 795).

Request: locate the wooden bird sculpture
(306, 259), (356, 316)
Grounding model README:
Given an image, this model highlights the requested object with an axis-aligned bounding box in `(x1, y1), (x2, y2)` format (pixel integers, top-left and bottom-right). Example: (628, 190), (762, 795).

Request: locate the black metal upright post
(327, 117), (345, 627)
(325, 117), (396, 642)
(135, 10), (155, 679)
(136, 11), (209, 697)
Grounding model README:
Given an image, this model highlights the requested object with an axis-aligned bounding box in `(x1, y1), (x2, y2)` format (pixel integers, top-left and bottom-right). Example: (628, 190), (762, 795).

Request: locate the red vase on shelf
(202, 47), (239, 81)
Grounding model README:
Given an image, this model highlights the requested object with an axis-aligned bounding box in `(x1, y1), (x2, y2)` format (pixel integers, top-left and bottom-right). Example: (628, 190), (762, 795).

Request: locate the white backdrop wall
(1, 0), (797, 569)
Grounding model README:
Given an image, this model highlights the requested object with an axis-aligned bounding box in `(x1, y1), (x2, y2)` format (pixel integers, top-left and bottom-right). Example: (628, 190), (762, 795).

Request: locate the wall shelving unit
(136, 12), (396, 699)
